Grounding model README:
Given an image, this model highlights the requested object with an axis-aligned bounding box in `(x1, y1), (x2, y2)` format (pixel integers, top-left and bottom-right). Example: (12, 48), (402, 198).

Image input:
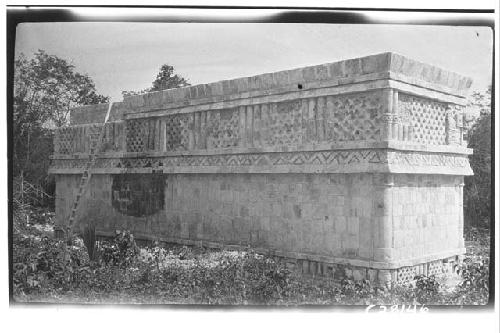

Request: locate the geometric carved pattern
(399, 93), (447, 145)
(58, 91), (385, 155)
(164, 113), (191, 151)
(51, 149), (385, 170)
(55, 124), (103, 155)
(265, 100), (303, 146)
(57, 127), (78, 155)
(397, 266), (418, 284)
(327, 91), (383, 141)
(427, 260), (444, 277)
(50, 150), (470, 172)
(126, 119), (149, 152)
(387, 151), (469, 168)
(206, 109), (240, 149)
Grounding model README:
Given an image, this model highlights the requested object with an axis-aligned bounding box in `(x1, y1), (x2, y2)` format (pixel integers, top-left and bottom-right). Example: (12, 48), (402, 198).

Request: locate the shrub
(464, 112), (491, 229)
(82, 224), (97, 261)
(451, 257), (490, 305)
(97, 230), (139, 267)
(413, 275), (441, 304)
(12, 229), (90, 297)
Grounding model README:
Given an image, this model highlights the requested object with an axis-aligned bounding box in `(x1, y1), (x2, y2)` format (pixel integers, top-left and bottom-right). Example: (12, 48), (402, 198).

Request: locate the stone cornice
(70, 52), (472, 125)
(49, 147), (473, 176)
(123, 78), (467, 120)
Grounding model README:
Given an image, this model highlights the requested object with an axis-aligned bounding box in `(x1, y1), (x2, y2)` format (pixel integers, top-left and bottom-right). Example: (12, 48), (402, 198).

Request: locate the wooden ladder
(65, 102), (113, 239)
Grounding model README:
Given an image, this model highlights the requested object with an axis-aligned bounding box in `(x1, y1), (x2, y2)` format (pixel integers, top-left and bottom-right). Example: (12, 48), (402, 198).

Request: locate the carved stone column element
(381, 88), (393, 141)
(392, 90), (400, 141)
(446, 104), (458, 145)
(456, 108), (467, 146)
(457, 177), (465, 249)
(373, 174), (395, 263)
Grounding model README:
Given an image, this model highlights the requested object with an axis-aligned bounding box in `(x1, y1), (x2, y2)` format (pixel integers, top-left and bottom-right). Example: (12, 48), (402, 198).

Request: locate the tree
(468, 86), (492, 115)
(14, 50), (109, 129)
(122, 64), (190, 97)
(464, 87), (492, 229)
(13, 50), (109, 203)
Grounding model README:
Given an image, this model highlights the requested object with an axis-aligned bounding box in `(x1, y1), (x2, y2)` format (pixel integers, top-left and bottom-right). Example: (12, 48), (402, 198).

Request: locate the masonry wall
(50, 52), (473, 284)
(57, 173), (376, 260)
(56, 171), (465, 272)
(389, 174), (465, 265)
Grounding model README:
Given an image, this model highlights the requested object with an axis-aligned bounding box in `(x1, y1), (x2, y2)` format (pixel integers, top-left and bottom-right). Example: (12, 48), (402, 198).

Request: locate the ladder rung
(67, 102), (112, 237)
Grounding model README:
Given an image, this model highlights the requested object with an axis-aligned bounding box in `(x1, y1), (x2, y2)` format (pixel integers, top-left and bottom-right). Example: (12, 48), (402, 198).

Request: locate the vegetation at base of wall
(13, 209), (490, 306)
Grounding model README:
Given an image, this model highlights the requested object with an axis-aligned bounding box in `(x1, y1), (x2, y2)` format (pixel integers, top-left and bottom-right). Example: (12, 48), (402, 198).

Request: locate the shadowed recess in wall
(111, 174), (165, 217)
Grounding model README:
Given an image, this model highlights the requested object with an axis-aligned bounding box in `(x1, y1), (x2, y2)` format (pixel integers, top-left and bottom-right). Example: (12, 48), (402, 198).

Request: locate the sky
(15, 22), (493, 102)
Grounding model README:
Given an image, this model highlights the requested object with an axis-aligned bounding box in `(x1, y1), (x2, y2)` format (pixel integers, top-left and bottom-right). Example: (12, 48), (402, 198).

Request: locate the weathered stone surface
(50, 52), (473, 283)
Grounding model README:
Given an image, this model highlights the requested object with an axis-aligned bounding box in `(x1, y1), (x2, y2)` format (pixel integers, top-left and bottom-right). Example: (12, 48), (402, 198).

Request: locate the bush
(82, 224), (97, 261)
(413, 275), (441, 304)
(13, 228), (90, 297)
(96, 230), (139, 267)
(13, 221), (491, 306)
(464, 112), (491, 229)
(451, 257), (490, 305)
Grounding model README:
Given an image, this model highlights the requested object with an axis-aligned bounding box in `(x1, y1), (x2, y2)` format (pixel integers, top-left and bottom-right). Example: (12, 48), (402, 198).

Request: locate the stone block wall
(49, 52), (473, 285)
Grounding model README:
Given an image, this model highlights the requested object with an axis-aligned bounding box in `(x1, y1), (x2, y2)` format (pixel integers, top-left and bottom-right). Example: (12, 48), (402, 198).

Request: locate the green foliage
(463, 87), (491, 230)
(151, 64), (190, 91)
(13, 215), (490, 306)
(13, 50), (108, 204)
(122, 64), (190, 97)
(464, 112), (491, 229)
(413, 275), (441, 304)
(13, 223), (90, 297)
(97, 230), (140, 268)
(451, 256), (490, 305)
(467, 86), (491, 116)
(82, 224), (97, 261)
(14, 50), (109, 129)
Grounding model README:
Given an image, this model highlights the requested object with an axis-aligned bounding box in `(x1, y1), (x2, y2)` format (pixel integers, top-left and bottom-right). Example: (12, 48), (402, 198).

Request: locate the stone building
(49, 52), (473, 285)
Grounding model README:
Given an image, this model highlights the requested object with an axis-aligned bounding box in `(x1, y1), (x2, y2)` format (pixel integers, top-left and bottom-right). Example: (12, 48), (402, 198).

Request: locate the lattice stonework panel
(164, 113), (191, 152)
(264, 100), (303, 147)
(56, 127), (77, 154)
(326, 91), (383, 142)
(56, 125), (102, 154)
(398, 93), (447, 145)
(428, 260), (444, 276)
(397, 266), (418, 284)
(126, 119), (149, 152)
(206, 109), (240, 149)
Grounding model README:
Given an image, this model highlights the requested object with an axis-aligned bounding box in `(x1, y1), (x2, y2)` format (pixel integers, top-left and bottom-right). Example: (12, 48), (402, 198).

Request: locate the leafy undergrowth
(12, 211), (491, 306)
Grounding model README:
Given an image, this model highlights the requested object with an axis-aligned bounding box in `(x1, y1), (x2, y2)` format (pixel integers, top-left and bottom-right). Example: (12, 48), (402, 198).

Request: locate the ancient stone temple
(49, 52), (473, 285)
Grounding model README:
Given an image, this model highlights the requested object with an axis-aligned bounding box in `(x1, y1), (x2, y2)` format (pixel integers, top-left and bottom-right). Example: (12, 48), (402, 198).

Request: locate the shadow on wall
(111, 174), (165, 217)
